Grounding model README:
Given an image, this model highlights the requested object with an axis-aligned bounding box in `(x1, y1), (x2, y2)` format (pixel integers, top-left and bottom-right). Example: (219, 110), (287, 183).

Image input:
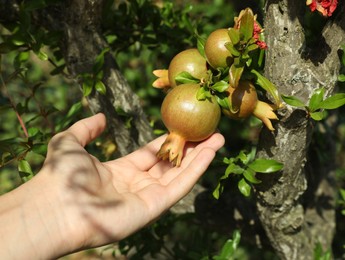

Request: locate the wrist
(0, 171), (83, 259)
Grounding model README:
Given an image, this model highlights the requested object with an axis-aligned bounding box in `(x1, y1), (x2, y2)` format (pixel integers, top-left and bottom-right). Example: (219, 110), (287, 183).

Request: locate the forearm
(0, 173), (77, 259)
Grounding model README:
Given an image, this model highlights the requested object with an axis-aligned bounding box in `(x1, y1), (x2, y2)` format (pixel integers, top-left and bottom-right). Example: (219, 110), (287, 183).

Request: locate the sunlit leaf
(317, 93), (345, 110)
(37, 50), (48, 61)
(243, 168), (262, 184)
(225, 163), (244, 177)
(175, 71), (200, 85)
(225, 42), (240, 57)
(308, 88), (325, 112)
(228, 28), (240, 45)
(82, 79), (93, 97)
(239, 8), (254, 42)
(248, 159), (283, 173)
(196, 35), (206, 59)
(217, 94), (231, 110)
(212, 80), (229, 92)
(212, 182), (223, 200)
(214, 230), (241, 259)
(229, 62), (244, 88)
(338, 74), (345, 82)
(251, 69), (281, 106)
(281, 94), (305, 108)
(238, 178), (251, 197)
(237, 150), (248, 164)
(196, 87), (207, 100)
(18, 159), (34, 182)
(95, 80), (106, 95)
(310, 111), (326, 121)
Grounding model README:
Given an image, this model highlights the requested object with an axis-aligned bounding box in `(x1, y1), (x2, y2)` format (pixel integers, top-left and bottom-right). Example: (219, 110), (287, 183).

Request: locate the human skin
(0, 113), (224, 259)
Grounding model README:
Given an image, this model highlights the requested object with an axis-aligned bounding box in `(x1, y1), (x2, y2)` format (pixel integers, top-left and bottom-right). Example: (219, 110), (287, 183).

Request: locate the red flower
(306, 0), (338, 17)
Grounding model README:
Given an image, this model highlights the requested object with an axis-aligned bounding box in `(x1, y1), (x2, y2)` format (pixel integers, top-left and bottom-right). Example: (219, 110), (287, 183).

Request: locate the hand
(0, 113), (224, 259)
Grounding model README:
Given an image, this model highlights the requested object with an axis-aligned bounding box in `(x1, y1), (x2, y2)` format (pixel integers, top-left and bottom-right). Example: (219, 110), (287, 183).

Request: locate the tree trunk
(255, 1), (345, 258)
(30, 0), (155, 156)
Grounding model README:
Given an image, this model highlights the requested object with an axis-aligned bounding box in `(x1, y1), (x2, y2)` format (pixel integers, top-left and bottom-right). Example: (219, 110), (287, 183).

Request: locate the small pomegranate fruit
(204, 28), (234, 69)
(157, 83), (221, 166)
(222, 80), (258, 119)
(168, 48), (208, 88)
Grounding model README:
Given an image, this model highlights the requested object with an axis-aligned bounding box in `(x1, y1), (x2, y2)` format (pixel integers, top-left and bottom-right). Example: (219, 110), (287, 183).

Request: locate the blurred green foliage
(0, 0), (345, 258)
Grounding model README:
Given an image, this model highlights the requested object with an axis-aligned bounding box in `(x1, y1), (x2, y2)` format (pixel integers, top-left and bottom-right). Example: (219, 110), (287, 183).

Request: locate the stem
(0, 74), (29, 138)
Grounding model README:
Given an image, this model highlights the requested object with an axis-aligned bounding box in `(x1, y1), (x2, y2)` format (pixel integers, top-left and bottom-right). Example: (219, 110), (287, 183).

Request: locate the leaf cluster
(79, 48), (109, 97)
(213, 148), (283, 198)
(282, 88), (345, 121)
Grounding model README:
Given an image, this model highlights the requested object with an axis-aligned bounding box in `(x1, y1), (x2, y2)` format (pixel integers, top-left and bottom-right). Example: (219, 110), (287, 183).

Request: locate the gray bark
(31, 0), (155, 156)
(255, 1), (345, 259)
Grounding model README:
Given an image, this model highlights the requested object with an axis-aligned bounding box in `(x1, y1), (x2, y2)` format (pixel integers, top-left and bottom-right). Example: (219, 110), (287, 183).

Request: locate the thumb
(66, 113), (107, 147)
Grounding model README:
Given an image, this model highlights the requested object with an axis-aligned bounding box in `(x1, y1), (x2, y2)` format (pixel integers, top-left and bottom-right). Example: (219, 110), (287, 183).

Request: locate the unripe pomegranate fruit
(168, 48), (208, 88)
(204, 28), (234, 69)
(222, 80), (258, 119)
(157, 83), (221, 166)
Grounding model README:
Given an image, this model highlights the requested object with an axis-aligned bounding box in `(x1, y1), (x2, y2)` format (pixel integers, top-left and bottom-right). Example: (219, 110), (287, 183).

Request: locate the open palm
(40, 113), (224, 251)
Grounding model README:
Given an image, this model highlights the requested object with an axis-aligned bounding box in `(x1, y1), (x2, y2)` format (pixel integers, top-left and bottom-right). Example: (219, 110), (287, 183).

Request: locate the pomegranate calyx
(252, 101), (278, 131)
(156, 132), (186, 167)
(152, 69), (170, 89)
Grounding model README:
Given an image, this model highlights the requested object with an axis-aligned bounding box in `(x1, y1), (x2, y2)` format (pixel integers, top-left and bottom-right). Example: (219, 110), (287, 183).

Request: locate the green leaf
(82, 78), (93, 97)
(55, 102), (83, 132)
(175, 71), (200, 85)
(93, 48), (109, 74)
(196, 35), (206, 59)
(308, 88), (325, 112)
(338, 74), (345, 82)
(239, 8), (254, 42)
(228, 28), (240, 45)
(18, 159), (34, 182)
(37, 50), (48, 61)
(32, 143), (47, 156)
(95, 80), (106, 95)
(217, 94), (231, 110)
(310, 111), (327, 121)
(229, 62), (244, 88)
(224, 163), (244, 177)
(251, 69), (281, 106)
(28, 127), (39, 137)
(317, 93), (345, 110)
(238, 178), (251, 197)
(214, 230), (241, 259)
(196, 87), (207, 101)
(243, 168), (262, 184)
(281, 94), (305, 108)
(212, 81), (229, 92)
(248, 159), (283, 173)
(339, 189), (345, 200)
(246, 43), (259, 52)
(212, 182), (223, 200)
(225, 42), (240, 57)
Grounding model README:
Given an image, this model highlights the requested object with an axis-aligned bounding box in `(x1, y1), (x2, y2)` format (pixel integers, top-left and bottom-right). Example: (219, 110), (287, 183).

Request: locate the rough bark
(60, 0), (155, 156)
(255, 1), (345, 259)
(24, 0), (155, 156)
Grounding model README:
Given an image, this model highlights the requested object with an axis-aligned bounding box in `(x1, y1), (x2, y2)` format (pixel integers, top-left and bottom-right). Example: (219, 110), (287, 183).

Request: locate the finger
(66, 113), (106, 147)
(181, 133), (225, 167)
(156, 133), (224, 184)
(120, 134), (168, 171)
(147, 133), (224, 179)
(164, 147), (217, 206)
